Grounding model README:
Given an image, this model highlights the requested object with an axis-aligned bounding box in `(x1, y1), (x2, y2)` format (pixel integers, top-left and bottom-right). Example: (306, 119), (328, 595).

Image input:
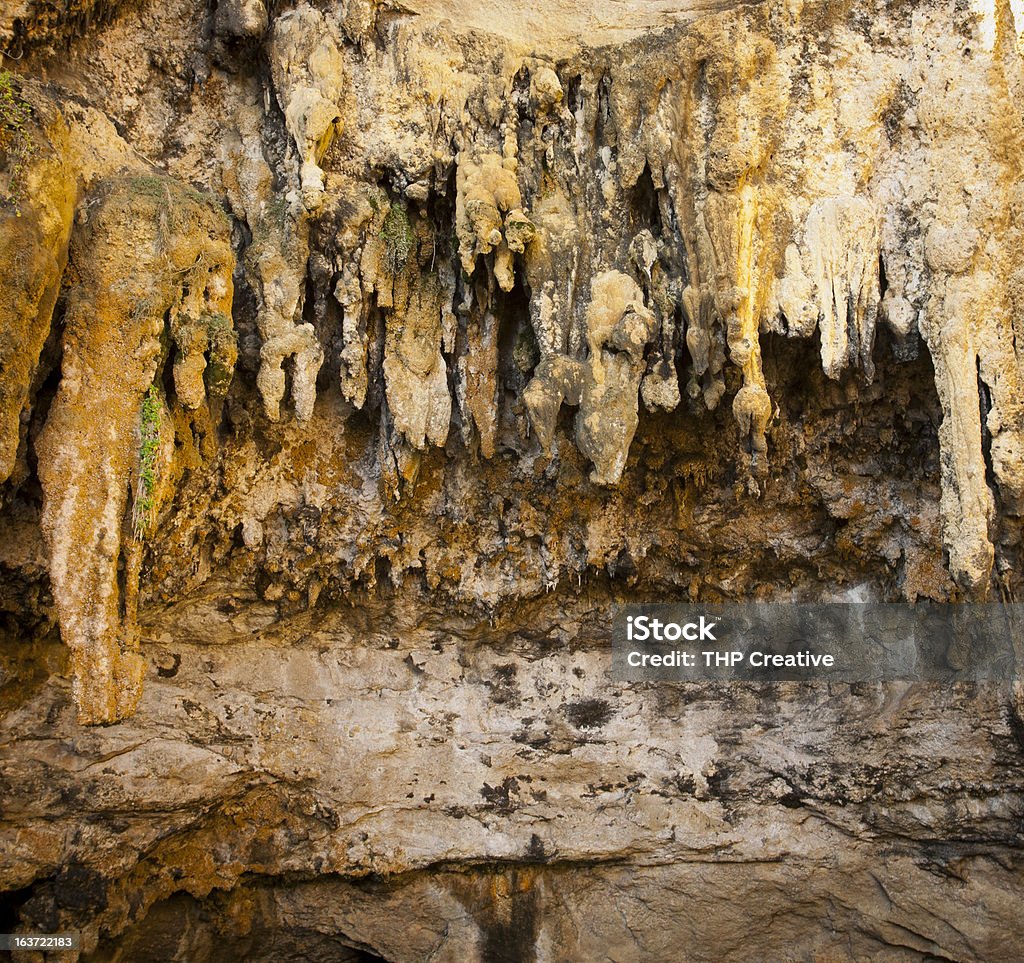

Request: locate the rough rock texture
(0, 87), (76, 486)
(1, 0), (1024, 959)
(35, 176), (234, 724)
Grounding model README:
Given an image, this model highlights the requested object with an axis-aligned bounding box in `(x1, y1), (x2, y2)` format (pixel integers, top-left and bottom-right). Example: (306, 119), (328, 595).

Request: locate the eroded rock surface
(0, 87), (76, 486)
(2, 0), (1024, 958)
(33, 177), (234, 723)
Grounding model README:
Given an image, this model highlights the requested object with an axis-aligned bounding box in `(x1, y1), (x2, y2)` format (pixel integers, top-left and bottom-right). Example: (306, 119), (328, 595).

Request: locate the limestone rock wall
(1, 0), (1024, 959)
(0, 89), (76, 486)
(35, 177), (234, 724)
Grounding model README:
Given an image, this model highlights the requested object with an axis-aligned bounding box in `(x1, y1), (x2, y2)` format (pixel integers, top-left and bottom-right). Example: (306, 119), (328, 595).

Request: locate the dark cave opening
(82, 887), (392, 963)
(0, 883), (35, 937)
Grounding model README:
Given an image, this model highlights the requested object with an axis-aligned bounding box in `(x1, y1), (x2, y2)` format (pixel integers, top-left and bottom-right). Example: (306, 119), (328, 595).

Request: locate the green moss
(206, 311), (232, 333)
(205, 312), (238, 397)
(250, 195), (290, 245)
(119, 175), (232, 237)
(381, 202), (414, 275)
(0, 71), (36, 213)
(132, 385), (162, 540)
(125, 174), (173, 199)
(265, 195), (289, 224)
(513, 321), (540, 374)
(125, 174), (216, 210)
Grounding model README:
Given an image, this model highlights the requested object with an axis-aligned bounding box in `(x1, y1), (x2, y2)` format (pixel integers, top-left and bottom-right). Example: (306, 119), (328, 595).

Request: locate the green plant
(0, 70), (35, 213)
(381, 202), (413, 274)
(132, 386), (162, 540)
(204, 312), (238, 397)
(206, 311), (232, 333)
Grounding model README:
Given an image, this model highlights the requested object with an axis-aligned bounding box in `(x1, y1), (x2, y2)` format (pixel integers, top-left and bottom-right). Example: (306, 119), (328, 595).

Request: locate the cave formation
(1, 0), (1024, 959)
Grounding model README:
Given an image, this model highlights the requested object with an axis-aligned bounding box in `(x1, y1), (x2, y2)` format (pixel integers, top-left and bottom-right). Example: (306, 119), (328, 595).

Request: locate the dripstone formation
(1, 1), (1023, 959)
